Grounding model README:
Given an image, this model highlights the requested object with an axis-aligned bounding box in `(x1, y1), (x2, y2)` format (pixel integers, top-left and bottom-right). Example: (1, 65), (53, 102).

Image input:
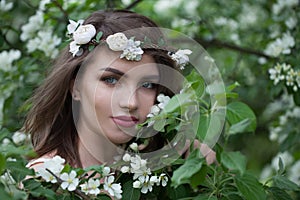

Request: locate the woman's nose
(119, 88), (138, 111)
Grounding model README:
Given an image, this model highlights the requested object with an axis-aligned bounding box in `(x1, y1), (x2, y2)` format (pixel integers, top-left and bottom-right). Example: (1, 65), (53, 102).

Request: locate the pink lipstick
(111, 116), (139, 128)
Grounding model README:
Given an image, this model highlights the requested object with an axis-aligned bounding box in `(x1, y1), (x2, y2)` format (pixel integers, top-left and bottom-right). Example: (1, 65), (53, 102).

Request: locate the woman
(24, 10), (214, 169)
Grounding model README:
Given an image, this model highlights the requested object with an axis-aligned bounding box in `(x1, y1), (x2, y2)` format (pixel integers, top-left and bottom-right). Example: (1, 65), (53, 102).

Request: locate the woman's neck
(76, 124), (120, 168)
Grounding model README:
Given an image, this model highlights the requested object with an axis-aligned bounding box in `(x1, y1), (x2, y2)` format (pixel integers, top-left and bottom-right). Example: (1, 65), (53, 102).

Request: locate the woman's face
(73, 47), (159, 144)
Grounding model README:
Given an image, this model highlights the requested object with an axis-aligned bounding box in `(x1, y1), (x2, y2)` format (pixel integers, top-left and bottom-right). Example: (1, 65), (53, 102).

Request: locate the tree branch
(195, 37), (272, 59)
(52, 0), (69, 22)
(46, 169), (91, 200)
(126, 0), (143, 10)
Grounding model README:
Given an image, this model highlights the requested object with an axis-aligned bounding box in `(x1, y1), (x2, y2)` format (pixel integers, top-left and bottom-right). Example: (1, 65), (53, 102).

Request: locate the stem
(52, 0), (69, 21)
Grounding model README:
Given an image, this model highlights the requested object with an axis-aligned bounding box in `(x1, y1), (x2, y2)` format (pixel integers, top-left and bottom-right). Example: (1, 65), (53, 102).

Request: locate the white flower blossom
(0, 49), (21, 72)
(12, 131), (27, 145)
(20, 11), (44, 42)
(272, 0), (298, 15)
(120, 166), (130, 173)
(39, 0), (51, 11)
(120, 38), (144, 61)
(170, 49), (192, 70)
(102, 166), (111, 176)
(133, 180), (142, 188)
(80, 178), (100, 195)
(60, 170), (79, 191)
(67, 19), (84, 35)
(103, 176), (122, 199)
(69, 41), (82, 56)
(122, 153), (131, 162)
(288, 160), (300, 185)
(140, 176), (154, 194)
(129, 142), (138, 151)
(265, 32), (295, 57)
(73, 24), (96, 45)
(158, 173), (168, 186)
(106, 32), (129, 51)
(147, 105), (160, 118)
(36, 155), (65, 183)
(147, 93), (170, 119)
(0, 0), (13, 11)
(2, 138), (10, 146)
(285, 17), (297, 29)
(271, 151), (294, 171)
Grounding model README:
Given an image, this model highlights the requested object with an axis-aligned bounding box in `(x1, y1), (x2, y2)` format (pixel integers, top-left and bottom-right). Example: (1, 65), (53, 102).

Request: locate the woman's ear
(70, 79), (80, 101)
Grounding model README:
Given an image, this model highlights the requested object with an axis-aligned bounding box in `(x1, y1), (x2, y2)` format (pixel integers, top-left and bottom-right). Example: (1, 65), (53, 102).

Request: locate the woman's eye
(102, 77), (118, 85)
(142, 82), (156, 89)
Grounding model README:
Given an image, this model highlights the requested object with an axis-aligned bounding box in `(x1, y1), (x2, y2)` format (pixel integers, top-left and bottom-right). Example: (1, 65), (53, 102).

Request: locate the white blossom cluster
(0, 49), (21, 72)
(29, 156), (122, 199)
(170, 49), (192, 70)
(120, 153), (168, 194)
(106, 32), (144, 61)
(260, 151), (300, 185)
(272, 0), (298, 15)
(0, 0), (13, 11)
(264, 32), (295, 57)
(268, 106), (300, 142)
(147, 93), (170, 118)
(213, 17), (240, 44)
(268, 63), (300, 91)
(20, 0), (61, 59)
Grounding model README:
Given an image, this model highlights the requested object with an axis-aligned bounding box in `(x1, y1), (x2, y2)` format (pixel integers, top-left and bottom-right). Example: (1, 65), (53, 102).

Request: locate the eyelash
(101, 76), (119, 85)
(100, 75), (158, 90)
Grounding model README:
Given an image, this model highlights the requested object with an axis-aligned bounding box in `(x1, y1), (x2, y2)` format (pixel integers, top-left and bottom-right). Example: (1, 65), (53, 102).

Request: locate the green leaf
(226, 102), (256, 133)
(268, 187), (293, 200)
(190, 165), (207, 188)
(88, 45), (95, 51)
(234, 173), (267, 200)
(166, 184), (190, 199)
(22, 178), (41, 190)
(272, 175), (299, 191)
(153, 118), (166, 132)
(96, 194), (113, 200)
(6, 160), (34, 182)
(96, 31), (103, 42)
(0, 153), (5, 174)
(221, 151), (246, 174)
(122, 179), (141, 200)
(226, 82), (240, 92)
(228, 118), (252, 135)
(193, 194), (218, 200)
(0, 183), (14, 200)
(164, 93), (192, 113)
(171, 149), (204, 187)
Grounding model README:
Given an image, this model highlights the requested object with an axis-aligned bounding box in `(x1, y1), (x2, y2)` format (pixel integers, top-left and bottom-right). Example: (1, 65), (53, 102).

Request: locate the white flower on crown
(106, 32), (129, 51)
(106, 33), (144, 61)
(120, 38), (144, 61)
(67, 19), (84, 35)
(170, 49), (192, 70)
(73, 24), (96, 45)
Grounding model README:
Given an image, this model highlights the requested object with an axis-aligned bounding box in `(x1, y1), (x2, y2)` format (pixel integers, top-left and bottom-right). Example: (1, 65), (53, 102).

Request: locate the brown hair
(23, 10), (179, 167)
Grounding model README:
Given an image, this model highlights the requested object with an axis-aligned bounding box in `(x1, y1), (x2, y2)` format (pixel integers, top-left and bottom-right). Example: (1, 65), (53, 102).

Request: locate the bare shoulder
(26, 153), (56, 171)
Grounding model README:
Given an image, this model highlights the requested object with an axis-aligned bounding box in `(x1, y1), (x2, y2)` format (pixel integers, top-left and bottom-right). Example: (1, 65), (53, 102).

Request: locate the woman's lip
(111, 116), (139, 127)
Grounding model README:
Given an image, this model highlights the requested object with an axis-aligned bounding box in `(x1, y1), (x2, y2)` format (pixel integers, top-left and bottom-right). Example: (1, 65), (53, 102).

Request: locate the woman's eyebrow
(99, 67), (125, 76)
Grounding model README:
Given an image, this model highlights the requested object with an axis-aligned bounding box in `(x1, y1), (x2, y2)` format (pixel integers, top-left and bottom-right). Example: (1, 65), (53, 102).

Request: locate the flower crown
(67, 20), (192, 67)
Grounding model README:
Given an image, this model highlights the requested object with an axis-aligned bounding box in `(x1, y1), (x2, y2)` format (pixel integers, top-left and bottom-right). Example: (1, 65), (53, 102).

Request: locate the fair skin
(72, 47), (159, 167)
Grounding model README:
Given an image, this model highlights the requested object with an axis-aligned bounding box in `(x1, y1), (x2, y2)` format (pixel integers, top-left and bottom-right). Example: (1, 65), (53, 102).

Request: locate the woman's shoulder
(26, 152), (57, 170)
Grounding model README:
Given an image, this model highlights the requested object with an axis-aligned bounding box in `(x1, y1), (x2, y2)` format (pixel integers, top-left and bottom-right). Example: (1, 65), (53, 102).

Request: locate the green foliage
(0, 0), (299, 199)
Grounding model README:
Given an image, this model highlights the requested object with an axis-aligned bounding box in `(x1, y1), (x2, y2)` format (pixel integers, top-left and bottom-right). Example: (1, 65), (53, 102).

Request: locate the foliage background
(0, 0), (299, 199)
